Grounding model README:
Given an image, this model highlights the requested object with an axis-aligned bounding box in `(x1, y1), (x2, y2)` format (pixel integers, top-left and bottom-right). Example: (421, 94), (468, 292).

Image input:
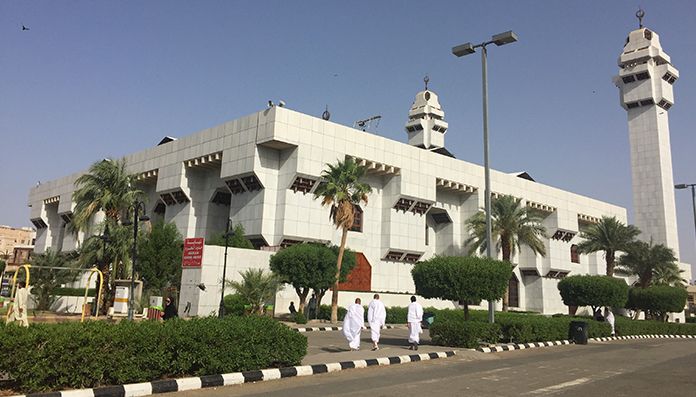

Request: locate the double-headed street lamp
(675, 183), (696, 255)
(123, 201), (149, 321)
(218, 217), (233, 318)
(452, 30), (518, 324)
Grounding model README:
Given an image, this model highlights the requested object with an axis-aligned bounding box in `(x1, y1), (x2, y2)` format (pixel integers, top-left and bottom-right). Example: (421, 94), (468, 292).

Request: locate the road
(165, 336), (696, 397)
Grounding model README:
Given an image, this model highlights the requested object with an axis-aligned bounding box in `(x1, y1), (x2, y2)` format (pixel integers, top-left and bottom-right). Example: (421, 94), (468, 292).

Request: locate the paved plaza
(163, 332), (696, 396)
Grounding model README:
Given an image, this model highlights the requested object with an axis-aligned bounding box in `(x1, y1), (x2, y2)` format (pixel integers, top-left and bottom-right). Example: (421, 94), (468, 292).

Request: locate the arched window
(570, 244), (580, 264)
(350, 205), (363, 232)
(508, 274), (520, 308)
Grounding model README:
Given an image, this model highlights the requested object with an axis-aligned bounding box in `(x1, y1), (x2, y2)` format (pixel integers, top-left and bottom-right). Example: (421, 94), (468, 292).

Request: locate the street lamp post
(453, 31), (518, 324)
(218, 217), (232, 318)
(123, 201), (149, 321)
(675, 183), (696, 256)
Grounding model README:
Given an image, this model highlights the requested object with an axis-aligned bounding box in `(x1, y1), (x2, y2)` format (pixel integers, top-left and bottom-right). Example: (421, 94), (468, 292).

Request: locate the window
(350, 205), (363, 232)
(508, 275), (519, 308)
(425, 224), (429, 246)
(571, 244), (580, 264)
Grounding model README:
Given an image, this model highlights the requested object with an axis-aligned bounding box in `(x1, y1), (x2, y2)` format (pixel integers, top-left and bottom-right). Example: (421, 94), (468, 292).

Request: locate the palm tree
(615, 240), (680, 288)
(72, 158), (142, 230)
(72, 158), (142, 313)
(29, 249), (79, 311)
(576, 216), (640, 277)
(314, 158), (371, 324)
(465, 195), (547, 311)
(227, 269), (280, 315)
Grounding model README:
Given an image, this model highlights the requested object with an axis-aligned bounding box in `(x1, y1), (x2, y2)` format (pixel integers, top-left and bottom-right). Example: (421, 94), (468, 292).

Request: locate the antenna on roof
(352, 115), (381, 132)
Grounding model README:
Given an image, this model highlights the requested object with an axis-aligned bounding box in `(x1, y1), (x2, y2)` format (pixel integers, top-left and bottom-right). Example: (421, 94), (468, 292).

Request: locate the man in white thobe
(7, 281), (29, 327)
(367, 294), (386, 351)
(604, 307), (615, 336)
(342, 298), (365, 351)
(407, 295), (423, 350)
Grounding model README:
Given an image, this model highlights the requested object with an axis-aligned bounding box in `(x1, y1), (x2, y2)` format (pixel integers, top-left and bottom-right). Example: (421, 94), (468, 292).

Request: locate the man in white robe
(342, 298), (365, 351)
(604, 307), (615, 336)
(367, 294), (386, 351)
(7, 281), (29, 327)
(407, 295), (423, 350)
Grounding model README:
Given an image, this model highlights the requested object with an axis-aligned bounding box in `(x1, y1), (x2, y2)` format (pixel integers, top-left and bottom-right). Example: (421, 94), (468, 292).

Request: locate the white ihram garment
(367, 299), (386, 343)
(407, 301), (424, 344)
(7, 287), (29, 327)
(342, 303), (365, 350)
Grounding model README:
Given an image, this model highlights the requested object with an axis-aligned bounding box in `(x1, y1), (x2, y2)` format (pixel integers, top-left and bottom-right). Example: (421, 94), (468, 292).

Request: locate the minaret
(614, 10), (681, 257)
(405, 76), (449, 150)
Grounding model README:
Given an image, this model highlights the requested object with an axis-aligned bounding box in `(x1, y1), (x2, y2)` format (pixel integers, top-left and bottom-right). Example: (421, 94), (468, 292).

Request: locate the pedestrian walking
(308, 294), (317, 319)
(289, 301), (297, 315)
(162, 296), (178, 320)
(342, 298), (365, 351)
(407, 296), (423, 350)
(367, 294), (386, 351)
(6, 281), (29, 327)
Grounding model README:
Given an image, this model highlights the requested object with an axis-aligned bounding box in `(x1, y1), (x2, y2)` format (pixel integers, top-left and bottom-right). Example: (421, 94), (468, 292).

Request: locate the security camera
(267, 100), (274, 108)
(278, 100), (286, 108)
(197, 283), (206, 291)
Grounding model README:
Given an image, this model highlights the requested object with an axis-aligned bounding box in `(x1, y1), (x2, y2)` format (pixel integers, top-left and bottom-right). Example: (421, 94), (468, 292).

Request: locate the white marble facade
(29, 86), (633, 315)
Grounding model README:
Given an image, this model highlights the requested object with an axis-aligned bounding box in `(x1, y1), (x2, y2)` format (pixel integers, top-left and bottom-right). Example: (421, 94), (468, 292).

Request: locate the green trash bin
(569, 320), (588, 344)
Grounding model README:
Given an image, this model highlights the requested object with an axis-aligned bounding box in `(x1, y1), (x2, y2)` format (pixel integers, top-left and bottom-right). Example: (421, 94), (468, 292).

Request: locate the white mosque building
(27, 16), (689, 316)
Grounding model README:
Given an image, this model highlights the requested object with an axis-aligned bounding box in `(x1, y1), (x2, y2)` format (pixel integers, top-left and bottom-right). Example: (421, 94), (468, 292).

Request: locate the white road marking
(525, 377), (591, 394)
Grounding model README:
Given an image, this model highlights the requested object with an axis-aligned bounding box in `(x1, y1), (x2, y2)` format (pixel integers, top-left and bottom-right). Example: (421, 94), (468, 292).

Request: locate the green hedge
(430, 320), (500, 348)
(615, 316), (696, 336)
(317, 304), (348, 321)
(0, 316), (306, 393)
(51, 288), (97, 297)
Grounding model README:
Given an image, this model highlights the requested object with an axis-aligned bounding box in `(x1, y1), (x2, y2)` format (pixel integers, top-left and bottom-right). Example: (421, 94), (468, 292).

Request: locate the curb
(16, 351), (456, 397)
(294, 324), (403, 333)
(476, 334), (696, 353)
(590, 334), (696, 342)
(477, 340), (572, 353)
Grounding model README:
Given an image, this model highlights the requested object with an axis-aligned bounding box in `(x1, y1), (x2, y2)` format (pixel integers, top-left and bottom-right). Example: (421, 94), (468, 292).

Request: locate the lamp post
(218, 217), (232, 318)
(675, 183), (696, 256)
(123, 201), (149, 321)
(453, 30), (518, 324)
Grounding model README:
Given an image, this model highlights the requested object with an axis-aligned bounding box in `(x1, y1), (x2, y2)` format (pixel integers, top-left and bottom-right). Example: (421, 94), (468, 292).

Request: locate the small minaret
(614, 9), (681, 257)
(405, 76), (449, 150)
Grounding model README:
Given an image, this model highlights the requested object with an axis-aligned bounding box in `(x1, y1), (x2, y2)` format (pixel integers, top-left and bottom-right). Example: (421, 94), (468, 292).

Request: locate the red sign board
(182, 238), (204, 268)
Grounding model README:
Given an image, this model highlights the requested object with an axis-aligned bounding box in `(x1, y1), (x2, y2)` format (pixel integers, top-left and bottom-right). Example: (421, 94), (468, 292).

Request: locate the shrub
(412, 256), (512, 319)
(0, 316), (306, 393)
(317, 304), (347, 321)
(223, 293), (247, 316)
(614, 316), (696, 335)
(557, 275), (628, 309)
(496, 315), (611, 343)
(294, 311), (307, 324)
(52, 287), (97, 297)
(686, 317), (696, 324)
(626, 286), (688, 321)
(430, 319), (500, 348)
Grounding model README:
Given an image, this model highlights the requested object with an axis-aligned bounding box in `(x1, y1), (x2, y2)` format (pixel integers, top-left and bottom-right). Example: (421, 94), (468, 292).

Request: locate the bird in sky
(22, 25), (30, 31)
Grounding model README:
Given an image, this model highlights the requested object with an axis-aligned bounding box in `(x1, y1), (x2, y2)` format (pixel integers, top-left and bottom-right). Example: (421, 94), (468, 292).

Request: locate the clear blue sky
(2, 1), (695, 274)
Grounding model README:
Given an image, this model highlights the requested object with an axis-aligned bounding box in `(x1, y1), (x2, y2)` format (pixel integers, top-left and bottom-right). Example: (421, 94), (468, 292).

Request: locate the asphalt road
(164, 337), (696, 397)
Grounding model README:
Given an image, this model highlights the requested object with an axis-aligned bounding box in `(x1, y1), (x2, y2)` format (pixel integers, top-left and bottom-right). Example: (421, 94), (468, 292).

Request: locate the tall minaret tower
(614, 10), (681, 257)
(405, 76), (449, 150)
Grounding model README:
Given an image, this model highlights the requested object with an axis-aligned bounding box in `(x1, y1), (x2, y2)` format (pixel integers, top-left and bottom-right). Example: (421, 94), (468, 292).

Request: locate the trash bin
(422, 312), (435, 329)
(569, 320), (588, 344)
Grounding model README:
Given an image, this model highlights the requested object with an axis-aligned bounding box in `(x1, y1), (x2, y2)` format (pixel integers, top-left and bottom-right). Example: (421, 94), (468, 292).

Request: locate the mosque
(27, 16), (690, 316)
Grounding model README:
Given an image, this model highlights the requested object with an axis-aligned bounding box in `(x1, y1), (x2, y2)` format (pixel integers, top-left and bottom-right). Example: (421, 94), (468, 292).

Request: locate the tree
(206, 223), (253, 249)
(29, 249), (80, 310)
(576, 216), (640, 277)
(465, 195), (547, 311)
(615, 240), (680, 288)
(314, 158), (371, 323)
(72, 158), (142, 313)
(557, 275), (628, 313)
(626, 285), (688, 322)
(138, 221), (184, 292)
(411, 256), (512, 320)
(269, 243), (336, 313)
(227, 269), (281, 315)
